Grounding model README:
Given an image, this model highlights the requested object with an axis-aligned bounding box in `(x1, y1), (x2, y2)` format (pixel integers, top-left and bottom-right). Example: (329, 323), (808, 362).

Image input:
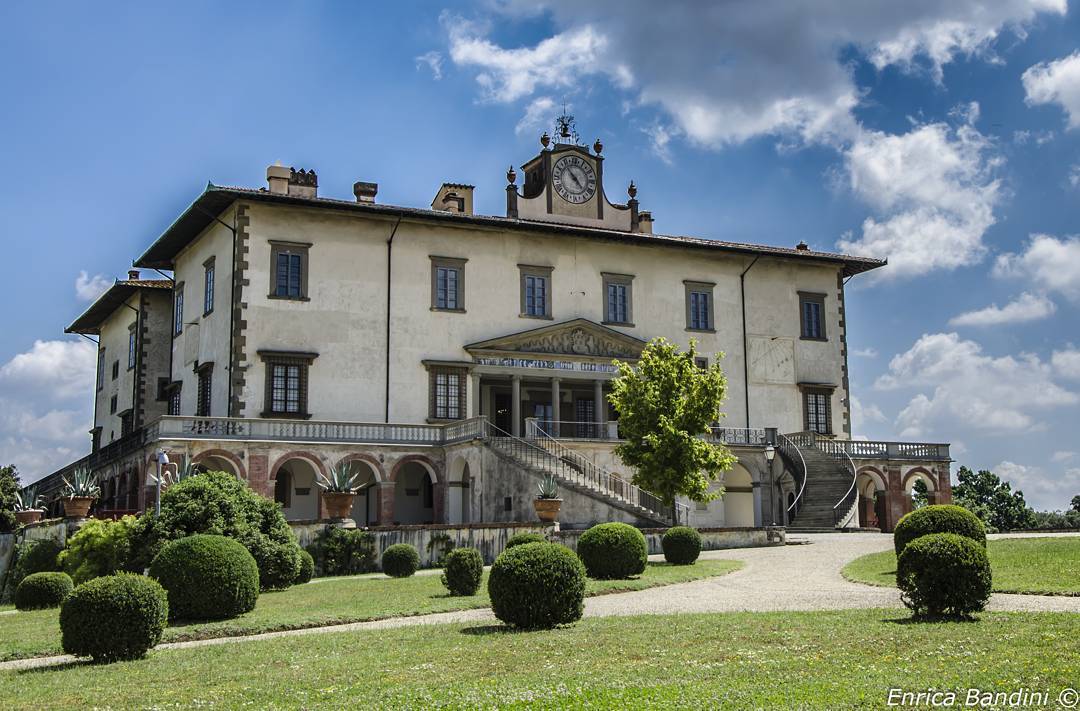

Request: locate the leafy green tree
(608, 338), (736, 521)
(952, 465), (1036, 532)
(0, 465), (21, 533)
(911, 479), (929, 510)
(58, 515), (139, 584)
(1072, 495), (1080, 514)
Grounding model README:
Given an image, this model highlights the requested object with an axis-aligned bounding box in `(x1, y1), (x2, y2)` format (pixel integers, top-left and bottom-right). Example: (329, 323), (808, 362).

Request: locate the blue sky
(1, 1), (1078, 508)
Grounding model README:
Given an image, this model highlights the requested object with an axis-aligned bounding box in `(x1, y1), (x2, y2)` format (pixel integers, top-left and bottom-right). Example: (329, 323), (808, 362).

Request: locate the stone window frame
(601, 272), (634, 326)
(96, 349), (105, 391)
(127, 322), (137, 370)
(799, 291), (827, 341)
(203, 256), (216, 316)
(195, 362), (213, 417)
(166, 382), (182, 416)
(119, 409), (134, 437)
(259, 350), (318, 419)
(111, 360), (120, 381)
(694, 356), (709, 370)
(269, 241), (312, 301)
(684, 280), (716, 333)
(109, 394), (118, 414)
(427, 365), (468, 421)
(800, 384), (834, 435)
(519, 264), (554, 320)
(173, 282), (185, 337)
(430, 256), (467, 313)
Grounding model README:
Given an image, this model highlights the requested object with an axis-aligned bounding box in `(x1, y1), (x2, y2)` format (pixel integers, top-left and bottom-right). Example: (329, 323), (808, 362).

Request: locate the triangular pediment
(465, 318), (645, 360)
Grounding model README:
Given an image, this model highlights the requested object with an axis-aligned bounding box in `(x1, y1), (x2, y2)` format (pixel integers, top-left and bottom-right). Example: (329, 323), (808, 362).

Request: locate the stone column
(512, 375), (522, 437)
(752, 481), (764, 527)
(376, 480), (395, 525)
(469, 371), (481, 418)
(551, 378), (561, 433)
(594, 379), (605, 431)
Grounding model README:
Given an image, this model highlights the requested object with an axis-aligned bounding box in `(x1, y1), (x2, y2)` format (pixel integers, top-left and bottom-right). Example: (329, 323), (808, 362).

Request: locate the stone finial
(540, 132), (550, 149)
(627, 180), (637, 199)
(506, 165), (517, 185)
(796, 240), (809, 251)
(593, 138), (603, 155)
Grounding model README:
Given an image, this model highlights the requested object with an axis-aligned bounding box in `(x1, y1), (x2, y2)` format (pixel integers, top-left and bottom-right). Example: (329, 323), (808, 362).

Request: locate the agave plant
(12, 484), (44, 512)
(62, 467), (100, 499)
(537, 473), (559, 500)
(316, 462), (360, 493)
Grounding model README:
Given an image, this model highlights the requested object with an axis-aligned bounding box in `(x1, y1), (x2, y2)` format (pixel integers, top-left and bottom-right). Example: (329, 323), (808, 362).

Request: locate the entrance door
(574, 398), (595, 438)
(534, 403), (553, 435)
(494, 392), (512, 434)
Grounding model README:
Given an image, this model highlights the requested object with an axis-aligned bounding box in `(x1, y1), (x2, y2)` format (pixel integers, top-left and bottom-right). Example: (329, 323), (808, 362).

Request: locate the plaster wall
(94, 294), (140, 442)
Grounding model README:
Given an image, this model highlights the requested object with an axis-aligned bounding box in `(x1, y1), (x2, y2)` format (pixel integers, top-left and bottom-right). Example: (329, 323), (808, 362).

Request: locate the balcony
(149, 415), (487, 446)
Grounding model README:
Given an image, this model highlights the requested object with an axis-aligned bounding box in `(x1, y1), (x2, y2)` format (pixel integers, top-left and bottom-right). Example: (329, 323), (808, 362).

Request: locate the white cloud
(850, 395), (886, 437)
(852, 347), (879, 358)
(1051, 450), (1076, 463)
(994, 233), (1080, 302)
(0, 339), (96, 483)
(876, 332), (1077, 437)
(836, 117), (1002, 278)
(948, 291), (1056, 327)
(515, 96), (556, 135)
(1052, 347), (1080, 380)
(1069, 164), (1080, 189)
(74, 271), (111, 302)
(415, 51), (444, 80)
(1022, 50), (1080, 129)
(993, 460), (1080, 511)
(1011, 128), (1055, 145)
(642, 122), (677, 165)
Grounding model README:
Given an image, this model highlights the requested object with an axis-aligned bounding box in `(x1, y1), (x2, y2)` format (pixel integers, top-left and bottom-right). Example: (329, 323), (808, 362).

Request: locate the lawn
(1, 610), (1076, 708)
(0, 559), (740, 662)
(843, 537), (1080, 595)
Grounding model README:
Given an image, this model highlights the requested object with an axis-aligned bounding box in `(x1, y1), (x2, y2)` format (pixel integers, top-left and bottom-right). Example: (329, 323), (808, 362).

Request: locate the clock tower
(505, 112), (653, 233)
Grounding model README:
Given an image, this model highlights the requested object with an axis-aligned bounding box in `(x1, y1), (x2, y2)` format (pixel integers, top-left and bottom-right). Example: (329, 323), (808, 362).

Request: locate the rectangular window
(167, 385), (182, 416)
(96, 350), (105, 391)
(203, 258), (215, 315)
(429, 367), (466, 420)
(430, 256), (466, 311)
(519, 265), (553, 318)
(804, 389), (832, 435)
(120, 411), (133, 437)
(173, 283), (184, 336)
(695, 357), (709, 370)
(685, 281), (715, 331)
(799, 292), (827, 340)
(270, 242), (311, 300)
(602, 273), (634, 325)
(196, 366), (212, 417)
(109, 395), (118, 414)
(111, 360), (119, 380)
(127, 325), (137, 370)
(260, 351), (317, 418)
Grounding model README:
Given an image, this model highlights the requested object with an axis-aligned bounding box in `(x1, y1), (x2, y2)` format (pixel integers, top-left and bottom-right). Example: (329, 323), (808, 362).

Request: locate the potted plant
(61, 468), (100, 518)
(13, 484), (45, 525)
(316, 463), (360, 520)
(533, 473), (562, 523)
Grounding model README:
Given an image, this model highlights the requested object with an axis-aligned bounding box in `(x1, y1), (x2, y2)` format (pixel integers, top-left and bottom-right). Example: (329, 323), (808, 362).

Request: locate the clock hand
(567, 170), (583, 189)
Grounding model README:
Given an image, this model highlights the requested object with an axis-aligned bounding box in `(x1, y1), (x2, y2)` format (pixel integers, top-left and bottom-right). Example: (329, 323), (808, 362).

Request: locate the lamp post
(764, 445), (776, 524)
(155, 449), (169, 516)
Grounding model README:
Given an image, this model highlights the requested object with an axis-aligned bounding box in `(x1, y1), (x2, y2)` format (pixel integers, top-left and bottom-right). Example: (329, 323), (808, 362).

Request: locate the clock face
(551, 154), (597, 204)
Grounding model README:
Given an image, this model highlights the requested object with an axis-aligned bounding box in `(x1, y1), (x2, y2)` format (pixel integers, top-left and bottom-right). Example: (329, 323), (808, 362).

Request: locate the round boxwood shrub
(8, 539), (63, 594)
(505, 532), (546, 549)
(382, 543), (420, 578)
(60, 573), (168, 663)
(576, 522), (648, 579)
(441, 547), (483, 596)
(897, 533), (992, 618)
(489, 542), (586, 629)
(15, 572), (74, 610)
(893, 504), (986, 555)
(297, 549), (315, 584)
(249, 538), (303, 590)
(662, 526), (702, 565)
(149, 534), (259, 621)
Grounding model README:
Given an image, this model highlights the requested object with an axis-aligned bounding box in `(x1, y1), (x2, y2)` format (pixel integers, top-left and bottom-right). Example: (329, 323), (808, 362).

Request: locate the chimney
(431, 183), (474, 215)
(796, 241), (809, 251)
(638, 211), (654, 234)
(353, 181), (378, 203)
(127, 269), (140, 281)
(266, 163), (290, 195)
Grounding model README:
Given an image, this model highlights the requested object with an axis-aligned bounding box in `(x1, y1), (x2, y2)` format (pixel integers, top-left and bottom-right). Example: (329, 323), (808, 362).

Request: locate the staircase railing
(785, 431), (860, 528)
(777, 434), (807, 521)
(483, 420), (687, 525)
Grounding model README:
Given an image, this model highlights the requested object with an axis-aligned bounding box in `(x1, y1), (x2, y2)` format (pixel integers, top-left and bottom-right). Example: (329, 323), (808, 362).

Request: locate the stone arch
(776, 470), (797, 526)
(389, 454), (441, 484)
(192, 449), (246, 480)
(271, 452), (327, 521)
(390, 455), (443, 525)
(856, 466), (887, 530)
(336, 454), (384, 526)
(722, 463), (755, 527)
(902, 468), (936, 494)
(446, 455), (473, 525)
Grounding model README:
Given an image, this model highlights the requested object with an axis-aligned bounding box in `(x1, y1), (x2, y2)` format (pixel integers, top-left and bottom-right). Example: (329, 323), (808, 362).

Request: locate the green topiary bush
(505, 532), (546, 549)
(7, 539), (63, 594)
(297, 549), (315, 584)
(897, 533), (993, 618)
(441, 547), (483, 596)
(60, 573), (168, 663)
(59, 515), (138, 584)
(149, 534), (259, 621)
(488, 542), (586, 629)
(308, 527), (376, 576)
(15, 572), (74, 610)
(248, 537), (303, 590)
(893, 504), (986, 555)
(662, 526), (702, 565)
(382, 543), (420, 578)
(576, 522), (648, 579)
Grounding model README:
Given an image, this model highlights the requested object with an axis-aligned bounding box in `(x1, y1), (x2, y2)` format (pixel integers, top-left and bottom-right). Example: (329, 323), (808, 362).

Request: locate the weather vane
(553, 104), (581, 145)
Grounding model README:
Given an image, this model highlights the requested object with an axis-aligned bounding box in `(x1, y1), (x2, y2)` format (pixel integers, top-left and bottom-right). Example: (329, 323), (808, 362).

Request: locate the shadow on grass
(17, 659), (89, 675)
(460, 624), (514, 636)
(883, 614), (981, 625)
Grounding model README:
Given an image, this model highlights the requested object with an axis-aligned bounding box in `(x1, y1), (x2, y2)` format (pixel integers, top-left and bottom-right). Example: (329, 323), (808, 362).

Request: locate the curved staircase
(780, 432), (858, 531)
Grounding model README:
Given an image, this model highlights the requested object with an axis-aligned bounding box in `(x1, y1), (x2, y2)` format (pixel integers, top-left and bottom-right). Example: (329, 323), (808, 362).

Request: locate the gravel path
(4, 532), (1076, 672)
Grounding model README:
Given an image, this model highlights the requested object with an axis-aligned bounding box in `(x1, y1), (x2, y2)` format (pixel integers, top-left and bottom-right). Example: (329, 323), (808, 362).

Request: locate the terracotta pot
(63, 496), (95, 519)
(15, 510), (43, 526)
(323, 492), (356, 520)
(533, 498), (562, 523)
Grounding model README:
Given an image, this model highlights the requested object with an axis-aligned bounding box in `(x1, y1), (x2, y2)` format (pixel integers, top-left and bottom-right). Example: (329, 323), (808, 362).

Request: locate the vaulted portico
(459, 318), (646, 437)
